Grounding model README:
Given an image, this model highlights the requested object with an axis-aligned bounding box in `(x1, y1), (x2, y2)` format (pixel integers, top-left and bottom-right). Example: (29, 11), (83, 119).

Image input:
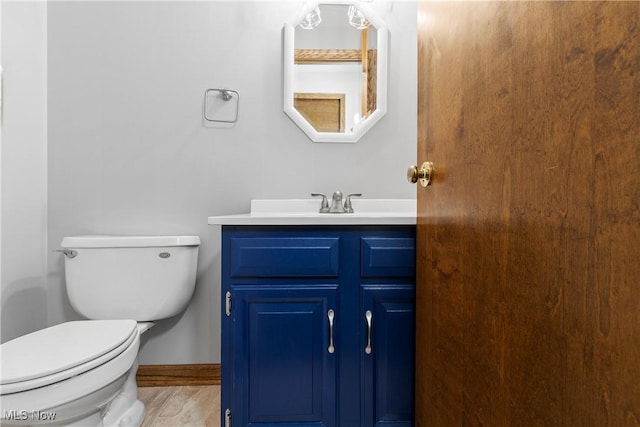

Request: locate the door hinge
(224, 408), (232, 427)
(225, 291), (232, 316)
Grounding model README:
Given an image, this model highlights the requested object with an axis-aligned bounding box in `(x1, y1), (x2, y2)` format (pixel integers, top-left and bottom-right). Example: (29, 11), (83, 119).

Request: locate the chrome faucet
(311, 193), (330, 213)
(328, 191), (345, 213)
(344, 193), (362, 213)
(311, 192), (362, 213)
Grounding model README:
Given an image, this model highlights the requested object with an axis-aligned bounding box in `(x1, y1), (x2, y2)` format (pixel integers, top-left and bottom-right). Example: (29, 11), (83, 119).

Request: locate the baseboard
(136, 363), (220, 387)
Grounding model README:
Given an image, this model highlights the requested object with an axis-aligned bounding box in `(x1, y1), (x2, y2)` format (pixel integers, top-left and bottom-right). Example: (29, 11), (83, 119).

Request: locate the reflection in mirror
(284, 2), (388, 143)
(295, 93), (345, 132)
(295, 4), (377, 132)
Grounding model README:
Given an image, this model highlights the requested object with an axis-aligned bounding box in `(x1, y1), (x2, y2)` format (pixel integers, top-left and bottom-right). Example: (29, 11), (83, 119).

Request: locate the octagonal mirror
(283, 1), (388, 143)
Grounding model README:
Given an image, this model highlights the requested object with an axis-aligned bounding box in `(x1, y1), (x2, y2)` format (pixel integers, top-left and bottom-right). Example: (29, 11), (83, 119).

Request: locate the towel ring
(203, 88), (239, 123)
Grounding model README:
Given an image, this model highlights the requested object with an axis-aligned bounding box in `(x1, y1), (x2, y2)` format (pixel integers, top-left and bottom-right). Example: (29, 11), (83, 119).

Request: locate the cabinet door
(361, 286), (415, 427)
(231, 285), (338, 427)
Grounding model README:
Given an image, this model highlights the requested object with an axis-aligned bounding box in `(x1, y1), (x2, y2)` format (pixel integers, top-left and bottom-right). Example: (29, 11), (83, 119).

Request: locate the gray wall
(1, 1), (49, 344)
(47, 1), (417, 364)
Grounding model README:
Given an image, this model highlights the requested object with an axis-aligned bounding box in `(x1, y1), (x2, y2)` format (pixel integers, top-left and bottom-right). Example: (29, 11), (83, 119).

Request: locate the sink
(207, 199), (416, 225)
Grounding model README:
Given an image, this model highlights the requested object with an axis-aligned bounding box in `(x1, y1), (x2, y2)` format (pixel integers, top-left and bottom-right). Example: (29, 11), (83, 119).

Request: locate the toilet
(0, 235), (200, 426)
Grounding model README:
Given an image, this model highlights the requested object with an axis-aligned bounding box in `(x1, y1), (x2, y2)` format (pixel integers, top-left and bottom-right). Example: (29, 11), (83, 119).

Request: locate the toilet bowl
(0, 235), (200, 426)
(1, 320), (150, 426)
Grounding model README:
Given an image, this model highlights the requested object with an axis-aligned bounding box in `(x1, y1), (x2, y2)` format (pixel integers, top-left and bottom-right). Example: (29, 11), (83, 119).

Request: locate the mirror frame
(283, 1), (389, 143)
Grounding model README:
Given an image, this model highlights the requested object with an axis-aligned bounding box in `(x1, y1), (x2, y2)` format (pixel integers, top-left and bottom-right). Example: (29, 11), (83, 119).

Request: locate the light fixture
(299, 6), (322, 30)
(348, 5), (370, 30)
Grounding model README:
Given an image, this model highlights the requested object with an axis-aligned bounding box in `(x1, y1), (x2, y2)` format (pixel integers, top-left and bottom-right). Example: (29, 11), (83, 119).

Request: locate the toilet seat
(0, 320), (137, 395)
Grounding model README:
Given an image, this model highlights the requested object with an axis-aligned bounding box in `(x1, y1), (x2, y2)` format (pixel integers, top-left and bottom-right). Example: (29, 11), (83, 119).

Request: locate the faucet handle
(311, 193), (330, 213)
(344, 193), (362, 213)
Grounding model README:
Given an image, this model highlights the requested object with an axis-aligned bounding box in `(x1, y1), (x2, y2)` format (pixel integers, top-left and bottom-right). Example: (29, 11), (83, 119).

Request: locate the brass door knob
(407, 162), (434, 187)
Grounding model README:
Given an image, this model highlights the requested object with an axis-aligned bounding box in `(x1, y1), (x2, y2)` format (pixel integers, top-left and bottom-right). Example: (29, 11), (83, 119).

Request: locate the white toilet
(0, 235), (200, 426)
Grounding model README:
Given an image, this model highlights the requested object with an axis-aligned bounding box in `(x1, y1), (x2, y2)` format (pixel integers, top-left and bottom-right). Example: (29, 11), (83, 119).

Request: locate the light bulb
(348, 5), (370, 30)
(299, 6), (322, 30)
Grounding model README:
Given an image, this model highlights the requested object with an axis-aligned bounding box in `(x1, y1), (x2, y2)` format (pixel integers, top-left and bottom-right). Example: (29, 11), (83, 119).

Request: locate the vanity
(208, 199), (416, 427)
(208, 1), (410, 423)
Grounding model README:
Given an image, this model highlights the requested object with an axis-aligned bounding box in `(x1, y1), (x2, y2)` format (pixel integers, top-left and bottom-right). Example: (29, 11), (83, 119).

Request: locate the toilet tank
(60, 235), (200, 321)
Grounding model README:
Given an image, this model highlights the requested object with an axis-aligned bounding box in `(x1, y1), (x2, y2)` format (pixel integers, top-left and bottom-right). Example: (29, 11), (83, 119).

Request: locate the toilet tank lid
(61, 235), (200, 248)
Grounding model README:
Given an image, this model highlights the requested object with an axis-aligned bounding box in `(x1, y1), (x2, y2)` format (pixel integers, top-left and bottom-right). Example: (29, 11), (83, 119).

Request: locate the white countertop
(207, 199), (416, 226)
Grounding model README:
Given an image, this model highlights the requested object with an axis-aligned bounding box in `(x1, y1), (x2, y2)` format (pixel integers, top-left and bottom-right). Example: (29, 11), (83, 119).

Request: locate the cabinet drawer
(230, 237), (340, 277)
(361, 237), (415, 277)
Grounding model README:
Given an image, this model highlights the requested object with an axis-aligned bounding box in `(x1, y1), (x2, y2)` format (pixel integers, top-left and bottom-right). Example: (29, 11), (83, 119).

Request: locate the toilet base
(0, 358), (145, 427)
(102, 359), (145, 427)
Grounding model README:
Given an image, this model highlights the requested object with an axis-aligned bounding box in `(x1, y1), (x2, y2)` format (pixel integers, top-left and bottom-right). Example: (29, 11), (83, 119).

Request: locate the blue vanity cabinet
(221, 226), (415, 427)
(359, 236), (416, 427)
(230, 286), (338, 427)
(360, 286), (415, 427)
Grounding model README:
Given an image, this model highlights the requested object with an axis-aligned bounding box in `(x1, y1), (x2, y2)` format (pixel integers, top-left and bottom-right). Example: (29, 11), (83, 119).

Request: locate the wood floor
(139, 385), (220, 426)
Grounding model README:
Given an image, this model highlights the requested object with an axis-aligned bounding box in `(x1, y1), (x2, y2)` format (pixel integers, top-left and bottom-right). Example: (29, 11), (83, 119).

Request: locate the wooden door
(415, 2), (640, 425)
